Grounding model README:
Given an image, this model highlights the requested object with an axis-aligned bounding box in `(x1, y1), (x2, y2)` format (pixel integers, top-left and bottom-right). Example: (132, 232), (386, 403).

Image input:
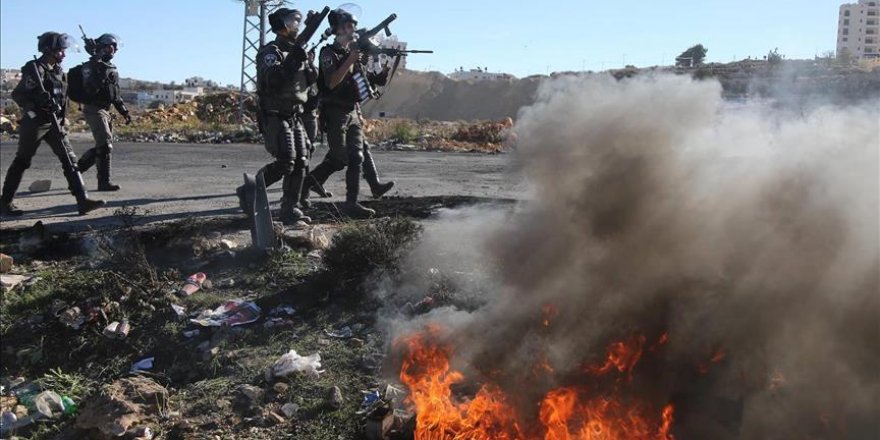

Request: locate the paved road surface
(0, 140), (521, 232)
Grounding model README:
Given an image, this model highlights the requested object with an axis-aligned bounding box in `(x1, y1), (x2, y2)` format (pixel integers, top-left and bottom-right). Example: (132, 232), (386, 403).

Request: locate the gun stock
(296, 6), (331, 47)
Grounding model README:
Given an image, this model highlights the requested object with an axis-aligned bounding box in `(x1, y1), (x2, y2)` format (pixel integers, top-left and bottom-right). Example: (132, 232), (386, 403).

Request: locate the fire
(542, 304), (559, 327)
(398, 330), (675, 440)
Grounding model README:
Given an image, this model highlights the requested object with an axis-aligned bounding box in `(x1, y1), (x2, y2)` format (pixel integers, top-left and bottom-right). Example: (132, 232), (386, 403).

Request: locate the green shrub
(323, 218), (422, 288)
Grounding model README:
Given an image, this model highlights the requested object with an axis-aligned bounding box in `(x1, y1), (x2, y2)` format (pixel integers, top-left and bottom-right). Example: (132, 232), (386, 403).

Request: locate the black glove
(36, 91), (55, 110)
(123, 112), (133, 125)
(287, 45), (308, 64)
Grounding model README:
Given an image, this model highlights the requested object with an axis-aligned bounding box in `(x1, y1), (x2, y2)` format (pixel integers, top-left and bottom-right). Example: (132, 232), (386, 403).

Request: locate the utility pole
(238, 0), (286, 121)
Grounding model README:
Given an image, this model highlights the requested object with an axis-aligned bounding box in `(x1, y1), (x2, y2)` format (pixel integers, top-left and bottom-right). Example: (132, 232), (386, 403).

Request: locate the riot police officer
(238, 8), (315, 224)
(75, 33), (132, 191)
(0, 32), (104, 217)
(304, 8), (390, 218)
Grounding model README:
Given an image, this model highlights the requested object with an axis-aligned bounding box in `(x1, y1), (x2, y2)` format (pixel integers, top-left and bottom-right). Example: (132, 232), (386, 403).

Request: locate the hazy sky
(0, 0), (844, 86)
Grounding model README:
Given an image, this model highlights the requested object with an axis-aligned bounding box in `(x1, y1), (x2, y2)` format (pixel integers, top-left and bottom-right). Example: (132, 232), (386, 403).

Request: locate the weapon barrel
(296, 6), (331, 46)
(360, 13), (397, 40)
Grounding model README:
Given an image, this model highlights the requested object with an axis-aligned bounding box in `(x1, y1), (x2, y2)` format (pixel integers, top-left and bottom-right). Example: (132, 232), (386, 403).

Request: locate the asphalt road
(0, 138), (521, 232)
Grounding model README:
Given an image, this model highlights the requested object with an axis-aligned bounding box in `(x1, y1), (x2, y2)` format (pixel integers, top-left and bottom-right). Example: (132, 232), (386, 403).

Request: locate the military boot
(363, 145), (395, 198)
(343, 165), (375, 218)
(64, 168), (104, 215)
(96, 151), (120, 191)
(279, 200), (311, 225)
(1, 157), (27, 216)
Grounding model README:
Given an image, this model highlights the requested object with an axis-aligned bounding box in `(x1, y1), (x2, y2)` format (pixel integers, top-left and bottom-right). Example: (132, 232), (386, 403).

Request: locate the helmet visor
(281, 11), (303, 34)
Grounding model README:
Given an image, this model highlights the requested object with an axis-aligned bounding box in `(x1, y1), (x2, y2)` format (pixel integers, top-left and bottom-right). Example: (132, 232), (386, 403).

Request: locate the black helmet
(95, 33), (120, 49)
(37, 32), (73, 53)
(328, 8), (357, 31)
(268, 8), (303, 33)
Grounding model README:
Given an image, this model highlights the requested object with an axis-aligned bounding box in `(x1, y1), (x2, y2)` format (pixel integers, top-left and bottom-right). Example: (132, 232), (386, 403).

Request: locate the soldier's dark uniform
(76, 34), (131, 191)
(250, 10), (315, 224)
(305, 40), (389, 217)
(0, 32), (104, 217)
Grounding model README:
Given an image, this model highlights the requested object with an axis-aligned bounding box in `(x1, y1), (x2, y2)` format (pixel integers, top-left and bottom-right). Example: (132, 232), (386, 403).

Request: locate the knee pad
(295, 156), (309, 170)
(97, 143), (113, 155)
(280, 159), (296, 174)
(348, 149), (364, 167)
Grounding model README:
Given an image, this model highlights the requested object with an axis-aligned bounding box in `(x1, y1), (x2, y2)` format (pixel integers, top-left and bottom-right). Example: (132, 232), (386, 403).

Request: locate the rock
(1, 411), (17, 427)
(219, 239), (237, 250)
(238, 385), (264, 404)
(280, 402), (299, 418)
(0, 253), (12, 273)
(326, 386), (344, 410)
(28, 179), (52, 193)
(75, 377), (168, 438)
(33, 391), (65, 419)
(201, 279), (214, 291)
(1, 274), (28, 293)
(272, 382), (289, 395)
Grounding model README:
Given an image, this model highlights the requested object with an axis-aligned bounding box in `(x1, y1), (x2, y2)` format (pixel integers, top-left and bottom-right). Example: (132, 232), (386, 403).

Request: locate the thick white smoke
(383, 74), (879, 438)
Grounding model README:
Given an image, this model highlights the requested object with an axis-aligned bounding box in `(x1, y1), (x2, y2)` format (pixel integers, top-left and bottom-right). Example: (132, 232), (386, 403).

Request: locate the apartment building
(838, 0), (880, 59)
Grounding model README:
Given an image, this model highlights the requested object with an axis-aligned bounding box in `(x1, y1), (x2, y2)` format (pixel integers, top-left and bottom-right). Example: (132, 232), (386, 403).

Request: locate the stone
(280, 402), (299, 418)
(237, 385), (264, 407)
(75, 377), (168, 438)
(326, 386), (344, 410)
(272, 382), (289, 395)
(28, 179), (52, 193)
(0, 253), (12, 273)
(1, 275), (28, 293)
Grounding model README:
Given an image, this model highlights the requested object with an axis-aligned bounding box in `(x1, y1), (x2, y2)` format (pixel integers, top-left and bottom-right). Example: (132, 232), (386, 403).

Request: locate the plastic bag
(271, 350), (323, 379)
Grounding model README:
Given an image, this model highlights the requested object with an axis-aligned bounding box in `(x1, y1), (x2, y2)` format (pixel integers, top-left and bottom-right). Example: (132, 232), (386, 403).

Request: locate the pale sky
(0, 0), (845, 86)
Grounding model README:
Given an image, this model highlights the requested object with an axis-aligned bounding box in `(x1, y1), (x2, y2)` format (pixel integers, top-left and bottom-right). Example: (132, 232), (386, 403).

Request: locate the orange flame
(399, 330), (675, 440)
(542, 304), (559, 327)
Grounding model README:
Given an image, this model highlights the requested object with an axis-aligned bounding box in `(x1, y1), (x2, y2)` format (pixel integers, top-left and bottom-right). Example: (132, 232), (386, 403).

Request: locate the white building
(139, 87), (204, 106)
(1, 68), (22, 84)
(838, 0), (880, 59)
(448, 67), (513, 82)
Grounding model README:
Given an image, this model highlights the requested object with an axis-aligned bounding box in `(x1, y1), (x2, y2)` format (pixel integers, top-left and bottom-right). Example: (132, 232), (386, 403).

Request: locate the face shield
(281, 11), (303, 36)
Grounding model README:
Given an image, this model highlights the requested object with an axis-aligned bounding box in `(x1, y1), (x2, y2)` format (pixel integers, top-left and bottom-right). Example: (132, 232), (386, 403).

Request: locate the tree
(676, 44), (708, 67)
(766, 48), (784, 65)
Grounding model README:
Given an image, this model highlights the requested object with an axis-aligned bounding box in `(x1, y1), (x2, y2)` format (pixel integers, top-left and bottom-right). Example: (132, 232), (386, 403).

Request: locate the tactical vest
(14, 60), (66, 122)
(317, 45), (361, 107)
(78, 59), (119, 107)
(257, 41), (310, 114)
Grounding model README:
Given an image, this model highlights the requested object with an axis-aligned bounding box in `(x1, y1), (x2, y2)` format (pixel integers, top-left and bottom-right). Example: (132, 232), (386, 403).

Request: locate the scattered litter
(270, 350), (323, 379)
(177, 272), (207, 297)
(170, 304), (187, 320)
(403, 296), (436, 316)
(28, 179), (52, 193)
(33, 390), (64, 419)
(361, 390), (381, 409)
(190, 300), (261, 327)
(130, 426), (153, 440)
(130, 357), (155, 374)
(0, 253), (12, 273)
(270, 305), (296, 317)
(324, 326), (353, 339)
(219, 239), (237, 250)
(182, 329), (200, 338)
(59, 306), (85, 329)
(61, 396), (76, 416)
(218, 278), (235, 287)
(1, 274), (29, 293)
(103, 320), (131, 339)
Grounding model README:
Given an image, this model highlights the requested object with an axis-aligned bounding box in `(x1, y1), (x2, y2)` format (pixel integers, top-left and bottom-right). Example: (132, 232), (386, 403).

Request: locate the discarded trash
(33, 390), (64, 419)
(1, 274), (29, 293)
(264, 305), (296, 328)
(361, 390), (381, 408)
(190, 300), (261, 327)
(324, 326), (353, 339)
(28, 179), (52, 193)
(130, 426), (153, 440)
(170, 304), (187, 320)
(280, 402), (299, 418)
(130, 357), (155, 374)
(61, 396), (76, 416)
(59, 306), (85, 329)
(0, 253), (12, 274)
(219, 239), (237, 250)
(103, 320), (131, 339)
(403, 296), (436, 316)
(1, 410), (16, 425)
(270, 350), (323, 379)
(269, 305), (296, 317)
(218, 278), (235, 287)
(177, 272), (207, 297)
(182, 329), (200, 338)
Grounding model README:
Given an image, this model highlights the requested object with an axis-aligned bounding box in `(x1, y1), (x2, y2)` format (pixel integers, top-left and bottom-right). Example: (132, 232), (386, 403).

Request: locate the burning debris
(379, 75), (879, 439)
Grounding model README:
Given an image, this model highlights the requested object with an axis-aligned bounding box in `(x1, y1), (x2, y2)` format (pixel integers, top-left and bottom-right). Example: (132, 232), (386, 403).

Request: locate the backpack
(67, 63), (87, 104)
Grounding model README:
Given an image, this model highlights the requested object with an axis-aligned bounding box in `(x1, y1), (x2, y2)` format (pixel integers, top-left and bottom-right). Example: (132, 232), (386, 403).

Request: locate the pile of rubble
(364, 118), (514, 153)
(137, 92), (257, 127)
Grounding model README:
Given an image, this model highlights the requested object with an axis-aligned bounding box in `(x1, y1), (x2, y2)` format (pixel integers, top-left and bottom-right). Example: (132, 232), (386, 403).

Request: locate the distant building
(141, 87), (204, 106)
(448, 67), (514, 82)
(838, 0), (880, 59)
(368, 35), (408, 71)
(184, 76), (218, 88)
(1, 68), (22, 84)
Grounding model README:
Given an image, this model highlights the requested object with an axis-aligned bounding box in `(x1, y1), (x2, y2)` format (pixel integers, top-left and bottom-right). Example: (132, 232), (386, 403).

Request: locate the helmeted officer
(75, 33), (132, 191)
(0, 32), (104, 217)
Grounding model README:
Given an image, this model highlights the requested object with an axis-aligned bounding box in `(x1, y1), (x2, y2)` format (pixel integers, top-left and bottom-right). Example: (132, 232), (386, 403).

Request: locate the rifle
(363, 47), (433, 57)
(352, 14), (433, 97)
(296, 6), (331, 47)
(78, 25), (96, 56)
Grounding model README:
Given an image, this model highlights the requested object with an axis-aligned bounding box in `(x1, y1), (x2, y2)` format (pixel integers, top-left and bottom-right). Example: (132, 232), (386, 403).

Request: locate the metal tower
(238, 0), (286, 120)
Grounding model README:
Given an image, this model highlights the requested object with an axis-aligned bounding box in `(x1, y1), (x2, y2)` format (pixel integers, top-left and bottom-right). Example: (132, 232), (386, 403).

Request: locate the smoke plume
(384, 74), (879, 438)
